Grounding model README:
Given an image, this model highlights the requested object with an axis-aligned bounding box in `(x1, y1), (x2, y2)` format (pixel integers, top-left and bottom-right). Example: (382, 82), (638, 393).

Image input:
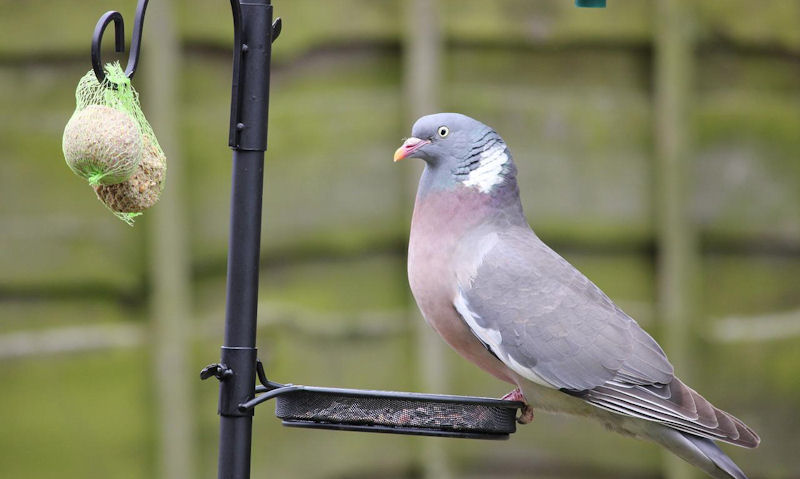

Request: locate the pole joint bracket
(203, 346), (258, 417)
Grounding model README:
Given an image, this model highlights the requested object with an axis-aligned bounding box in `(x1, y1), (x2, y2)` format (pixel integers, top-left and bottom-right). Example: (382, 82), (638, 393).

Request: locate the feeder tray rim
(259, 382), (525, 408)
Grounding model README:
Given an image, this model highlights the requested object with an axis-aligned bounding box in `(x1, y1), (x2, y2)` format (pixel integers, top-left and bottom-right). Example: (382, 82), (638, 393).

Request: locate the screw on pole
(200, 363), (234, 381)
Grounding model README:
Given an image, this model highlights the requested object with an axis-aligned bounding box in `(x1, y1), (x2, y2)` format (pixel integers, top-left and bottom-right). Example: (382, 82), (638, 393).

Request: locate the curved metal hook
(90, 0), (150, 84)
(91, 11), (124, 83)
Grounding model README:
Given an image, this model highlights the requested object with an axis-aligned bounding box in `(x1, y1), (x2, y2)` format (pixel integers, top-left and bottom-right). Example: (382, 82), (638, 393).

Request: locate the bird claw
(501, 387), (534, 424)
(517, 404), (534, 424)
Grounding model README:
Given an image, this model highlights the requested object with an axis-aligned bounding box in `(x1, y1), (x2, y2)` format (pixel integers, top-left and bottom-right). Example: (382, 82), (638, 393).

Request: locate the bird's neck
(411, 179), (526, 243)
(417, 157), (525, 219)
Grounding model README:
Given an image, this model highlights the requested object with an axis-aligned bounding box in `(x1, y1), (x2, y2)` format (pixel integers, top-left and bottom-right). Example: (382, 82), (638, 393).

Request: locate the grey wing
(455, 228), (759, 447)
(456, 228), (674, 391)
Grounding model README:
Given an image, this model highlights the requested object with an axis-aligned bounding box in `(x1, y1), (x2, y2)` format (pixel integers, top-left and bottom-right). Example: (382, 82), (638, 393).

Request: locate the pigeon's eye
(437, 126), (449, 138)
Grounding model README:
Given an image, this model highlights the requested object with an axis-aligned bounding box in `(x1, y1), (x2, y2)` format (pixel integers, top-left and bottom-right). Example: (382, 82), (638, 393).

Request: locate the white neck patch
(462, 141), (509, 193)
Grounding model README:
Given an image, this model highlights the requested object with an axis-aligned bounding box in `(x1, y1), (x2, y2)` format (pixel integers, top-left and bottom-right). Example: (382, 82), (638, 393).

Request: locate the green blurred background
(1, 0), (798, 478)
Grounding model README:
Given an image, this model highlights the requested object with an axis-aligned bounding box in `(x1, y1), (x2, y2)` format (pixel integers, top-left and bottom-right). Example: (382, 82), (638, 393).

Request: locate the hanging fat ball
(62, 64), (168, 225)
(62, 104), (142, 186)
(93, 137), (166, 213)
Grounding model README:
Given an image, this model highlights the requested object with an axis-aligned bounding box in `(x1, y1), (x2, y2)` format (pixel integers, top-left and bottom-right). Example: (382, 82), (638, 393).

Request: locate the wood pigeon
(395, 113), (759, 479)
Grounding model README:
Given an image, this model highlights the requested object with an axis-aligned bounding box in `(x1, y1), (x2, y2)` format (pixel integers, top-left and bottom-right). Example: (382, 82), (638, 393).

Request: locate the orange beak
(393, 137), (430, 162)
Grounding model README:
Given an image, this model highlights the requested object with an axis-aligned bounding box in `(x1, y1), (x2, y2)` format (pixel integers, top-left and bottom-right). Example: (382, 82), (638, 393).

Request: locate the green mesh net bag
(62, 62), (167, 225)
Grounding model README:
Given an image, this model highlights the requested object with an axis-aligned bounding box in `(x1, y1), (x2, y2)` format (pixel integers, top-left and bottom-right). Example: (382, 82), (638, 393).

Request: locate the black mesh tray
(249, 383), (523, 440)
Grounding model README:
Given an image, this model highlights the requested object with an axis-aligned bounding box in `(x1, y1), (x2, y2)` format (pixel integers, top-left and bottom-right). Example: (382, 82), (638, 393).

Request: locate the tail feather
(583, 377), (760, 448)
(653, 427), (750, 479)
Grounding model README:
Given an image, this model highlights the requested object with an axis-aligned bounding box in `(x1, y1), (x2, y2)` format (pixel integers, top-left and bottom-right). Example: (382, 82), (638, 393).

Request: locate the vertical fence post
(402, 1), (452, 478)
(142, 1), (195, 477)
(654, 1), (698, 478)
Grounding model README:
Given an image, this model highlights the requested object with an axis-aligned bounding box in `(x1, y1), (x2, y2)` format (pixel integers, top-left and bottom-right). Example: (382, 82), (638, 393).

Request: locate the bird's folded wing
(455, 227), (674, 391)
(454, 228), (759, 447)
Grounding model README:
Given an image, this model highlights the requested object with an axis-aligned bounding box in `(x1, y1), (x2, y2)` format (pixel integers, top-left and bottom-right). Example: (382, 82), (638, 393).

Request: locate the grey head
(394, 113), (518, 197)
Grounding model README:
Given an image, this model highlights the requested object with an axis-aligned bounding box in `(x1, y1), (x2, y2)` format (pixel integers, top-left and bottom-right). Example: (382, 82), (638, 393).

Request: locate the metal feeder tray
(244, 381), (524, 440)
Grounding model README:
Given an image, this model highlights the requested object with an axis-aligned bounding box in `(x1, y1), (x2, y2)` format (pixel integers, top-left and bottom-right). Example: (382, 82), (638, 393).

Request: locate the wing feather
(578, 379), (759, 447)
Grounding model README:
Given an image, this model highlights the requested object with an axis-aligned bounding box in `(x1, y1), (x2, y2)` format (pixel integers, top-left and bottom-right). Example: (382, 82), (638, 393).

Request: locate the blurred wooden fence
(1, 1), (799, 479)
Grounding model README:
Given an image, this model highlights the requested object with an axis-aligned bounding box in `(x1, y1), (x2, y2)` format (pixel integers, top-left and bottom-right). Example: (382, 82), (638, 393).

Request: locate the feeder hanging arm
(90, 0), (151, 85)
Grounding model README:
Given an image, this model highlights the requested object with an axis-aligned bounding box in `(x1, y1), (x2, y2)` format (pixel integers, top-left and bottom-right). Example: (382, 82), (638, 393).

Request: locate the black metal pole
(215, 1), (275, 478)
(216, 150), (263, 479)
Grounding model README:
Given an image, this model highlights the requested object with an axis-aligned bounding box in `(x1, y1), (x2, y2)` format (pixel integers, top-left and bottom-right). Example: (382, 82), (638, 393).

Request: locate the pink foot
(501, 388), (534, 424)
(501, 387), (525, 401)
